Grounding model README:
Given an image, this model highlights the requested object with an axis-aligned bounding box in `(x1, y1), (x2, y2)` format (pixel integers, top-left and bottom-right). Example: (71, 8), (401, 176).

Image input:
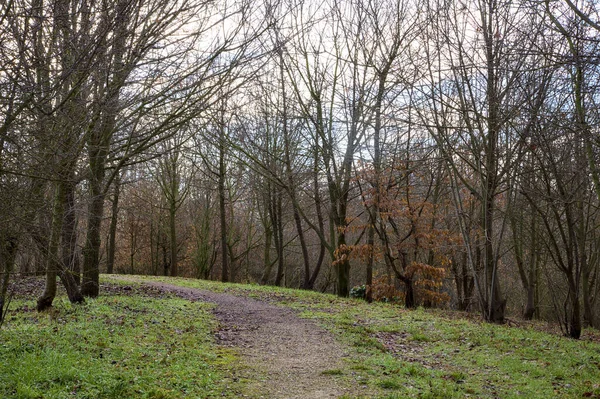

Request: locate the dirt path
(111, 277), (355, 398)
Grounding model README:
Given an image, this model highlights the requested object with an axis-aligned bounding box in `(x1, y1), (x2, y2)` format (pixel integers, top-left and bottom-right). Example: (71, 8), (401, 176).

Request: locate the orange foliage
(333, 244), (381, 266)
(368, 274), (403, 303)
(407, 261), (450, 306)
(342, 160), (458, 307)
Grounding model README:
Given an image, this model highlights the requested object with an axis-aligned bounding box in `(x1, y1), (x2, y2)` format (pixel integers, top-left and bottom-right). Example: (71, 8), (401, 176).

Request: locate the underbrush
(0, 286), (242, 399)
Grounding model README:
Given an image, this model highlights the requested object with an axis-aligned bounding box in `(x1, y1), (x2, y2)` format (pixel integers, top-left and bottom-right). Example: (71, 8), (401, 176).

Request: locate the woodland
(1, 0), (600, 341)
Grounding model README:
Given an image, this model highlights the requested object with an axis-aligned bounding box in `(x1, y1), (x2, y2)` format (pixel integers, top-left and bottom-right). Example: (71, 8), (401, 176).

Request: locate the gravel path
(114, 278), (353, 398)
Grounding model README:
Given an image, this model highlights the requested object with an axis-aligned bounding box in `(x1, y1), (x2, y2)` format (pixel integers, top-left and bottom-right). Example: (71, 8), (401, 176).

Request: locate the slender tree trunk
(523, 270), (536, 320)
(366, 226), (375, 303)
(335, 193), (351, 296)
(150, 218), (158, 275)
(582, 269), (595, 328)
(162, 240), (169, 276)
(307, 141), (326, 289)
(62, 179), (79, 284)
(219, 126), (229, 283)
(0, 235), (18, 323)
(568, 279), (582, 339)
(130, 221), (136, 275)
(169, 203), (177, 277)
(525, 180), (538, 320)
(277, 49), (311, 289)
(106, 173), (121, 274)
(482, 15), (506, 323)
(452, 253), (472, 311)
(37, 183), (64, 311)
(54, 182), (83, 304)
(402, 276), (415, 309)
(336, 228), (350, 297)
(81, 171), (105, 297)
(260, 223), (273, 285)
(274, 190), (285, 286)
(366, 69), (388, 303)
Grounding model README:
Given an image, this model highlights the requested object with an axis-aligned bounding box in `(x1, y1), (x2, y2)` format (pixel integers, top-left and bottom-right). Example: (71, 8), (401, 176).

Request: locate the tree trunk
(523, 263), (536, 320)
(336, 229), (350, 297)
(482, 156), (505, 323)
(0, 235), (18, 323)
(37, 182), (65, 311)
(38, 180), (84, 310)
(81, 174), (105, 297)
(393, 255), (416, 309)
(81, 0), (128, 294)
(482, 26), (505, 323)
(335, 177), (352, 297)
(582, 266), (595, 328)
(274, 191), (285, 287)
(277, 48), (311, 289)
(568, 282), (582, 339)
(260, 222), (273, 285)
(162, 241), (169, 276)
(62, 179), (80, 285)
(403, 277), (415, 309)
(453, 253), (473, 311)
(219, 130), (229, 283)
(366, 226), (375, 303)
(169, 204), (178, 277)
(307, 148), (326, 289)
(106, 173), (121, 274)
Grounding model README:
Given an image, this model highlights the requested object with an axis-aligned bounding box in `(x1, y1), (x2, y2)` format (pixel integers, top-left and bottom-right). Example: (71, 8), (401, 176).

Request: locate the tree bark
(169, 201), (178, 277)
(260, 221), (273, 285)
(219, 123), (229, 283)
(62, 179), (80, 285)
(106, 174), (121, 274)
(81, 164), (105, 297)
(0, 235), (18, 323)
(274, 190), (285, 287)
(307, 143), (326, 289)
(568, 278), (582, 339)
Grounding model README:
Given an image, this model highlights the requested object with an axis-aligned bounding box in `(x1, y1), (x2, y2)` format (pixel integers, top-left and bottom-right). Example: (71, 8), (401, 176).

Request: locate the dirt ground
(110, 277), (361, 399)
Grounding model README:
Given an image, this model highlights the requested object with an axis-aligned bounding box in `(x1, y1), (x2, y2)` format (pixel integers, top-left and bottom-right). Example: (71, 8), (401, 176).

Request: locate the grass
(0, 284), (246, 399)
(124, 275), (600, 399)
(4, 274), (600, 398)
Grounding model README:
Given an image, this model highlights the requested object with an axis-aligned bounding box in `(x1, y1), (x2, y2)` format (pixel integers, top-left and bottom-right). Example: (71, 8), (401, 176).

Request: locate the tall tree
(418, 0), (548, 322)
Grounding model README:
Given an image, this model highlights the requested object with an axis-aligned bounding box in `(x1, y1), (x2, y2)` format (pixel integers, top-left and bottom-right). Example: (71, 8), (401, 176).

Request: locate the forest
(1, 0), (600, 340)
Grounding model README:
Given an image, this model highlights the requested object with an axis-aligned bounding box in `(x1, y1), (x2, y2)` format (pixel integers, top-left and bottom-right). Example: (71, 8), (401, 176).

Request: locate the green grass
(125, 275), (600, 399)
(0, 287), (245, 399)
(5, 274), (600, 398)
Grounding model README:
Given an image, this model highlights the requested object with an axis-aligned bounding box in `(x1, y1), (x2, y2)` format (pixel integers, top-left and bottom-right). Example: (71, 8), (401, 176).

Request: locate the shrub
(350, 285), (367, 299)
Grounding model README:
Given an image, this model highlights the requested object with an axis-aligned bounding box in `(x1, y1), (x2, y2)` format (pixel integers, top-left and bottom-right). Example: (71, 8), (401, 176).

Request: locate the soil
(110, 277), (358, 399)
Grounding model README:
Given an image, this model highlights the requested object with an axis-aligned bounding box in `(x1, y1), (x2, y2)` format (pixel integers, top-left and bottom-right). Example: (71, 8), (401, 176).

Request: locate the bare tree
(417, 0), (550, 322)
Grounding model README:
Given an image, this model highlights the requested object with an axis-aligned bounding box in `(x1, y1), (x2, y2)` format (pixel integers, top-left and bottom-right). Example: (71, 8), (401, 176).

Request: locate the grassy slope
(0, 283), (244, 399)
(2, 275), (600, 399)
(129, 276), (600, 399)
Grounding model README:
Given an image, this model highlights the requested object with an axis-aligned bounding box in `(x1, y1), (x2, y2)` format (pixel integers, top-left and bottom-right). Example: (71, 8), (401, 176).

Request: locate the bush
(369, 275), (403, 303)
(350, 285), (366, 299)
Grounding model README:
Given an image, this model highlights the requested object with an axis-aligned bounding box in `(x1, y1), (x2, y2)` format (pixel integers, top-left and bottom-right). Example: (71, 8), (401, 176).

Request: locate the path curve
(114, 278), (351, 398)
